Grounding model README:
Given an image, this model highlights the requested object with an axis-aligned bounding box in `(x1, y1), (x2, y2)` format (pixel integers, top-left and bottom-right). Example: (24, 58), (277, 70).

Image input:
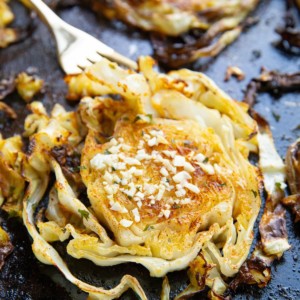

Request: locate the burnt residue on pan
(243, 68), (300, 107)
(1, 0), (300, 299)
(282, 139), (300, 223)
(275, 0), (300, 54)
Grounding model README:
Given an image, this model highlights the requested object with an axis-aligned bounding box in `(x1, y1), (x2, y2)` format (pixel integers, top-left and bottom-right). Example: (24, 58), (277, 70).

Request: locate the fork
(20, 0), (138, 74)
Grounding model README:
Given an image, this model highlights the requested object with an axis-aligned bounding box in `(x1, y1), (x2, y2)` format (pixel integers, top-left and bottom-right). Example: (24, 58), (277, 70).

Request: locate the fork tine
(77, 65), (86, 71)
(97, 51), (138, 70)
(87, 58), (96, 64)
(76, 58), (95, 72)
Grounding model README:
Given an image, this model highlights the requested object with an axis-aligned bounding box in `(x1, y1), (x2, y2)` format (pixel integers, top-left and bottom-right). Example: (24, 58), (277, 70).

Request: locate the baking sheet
(1, 0), (300, 299)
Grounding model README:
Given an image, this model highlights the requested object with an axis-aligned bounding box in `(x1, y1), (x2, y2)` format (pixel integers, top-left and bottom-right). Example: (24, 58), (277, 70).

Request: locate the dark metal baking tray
(1, 0), (300, 299)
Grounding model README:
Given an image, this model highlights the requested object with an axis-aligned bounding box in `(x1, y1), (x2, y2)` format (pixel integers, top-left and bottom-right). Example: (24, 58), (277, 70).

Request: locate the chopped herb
(134, 114), (153, 124)
(172, 204), (181, 209)
(78, 209), (89, 220)
(123, 116), (129, 121)
(134, 115), (142, 123)
(146, 114), (153, 123)
(272, 111), (281, 122)
(166, 178), (170, 183)
(113, 181), (119, 184)
(111, 166), (116, 172)
(144, 224), (154, 231)
(251, 189), (258, 198)
(137, 186), (141, 191)
(104, 149), (112, 155)
(203, 157), (209, 163)
(217, 183), (226, 187)
(75, 165), (87, 171)
(141, 130), (145, 136)
(128, 196), (133, 200)
(275, 182), (282, 190)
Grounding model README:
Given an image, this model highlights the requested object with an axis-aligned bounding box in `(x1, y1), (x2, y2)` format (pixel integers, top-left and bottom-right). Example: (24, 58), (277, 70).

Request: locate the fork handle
(20, 0), (76, 54)
(20, 0), (138, 72)
(21, 0), (64, 28)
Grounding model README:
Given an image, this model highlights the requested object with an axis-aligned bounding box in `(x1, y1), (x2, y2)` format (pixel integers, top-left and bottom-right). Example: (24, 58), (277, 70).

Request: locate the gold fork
(20, 0), (138, 74)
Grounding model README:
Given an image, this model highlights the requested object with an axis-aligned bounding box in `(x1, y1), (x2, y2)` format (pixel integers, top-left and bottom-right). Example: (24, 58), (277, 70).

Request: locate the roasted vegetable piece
(161, 277), (170, 300)
(282, 138), (300, 222)
(0, 0), (33, 48)
(282, 194), (300, 222)
(0, 226), (13, 270)
(68, 56), (283, 298)
(276, 0), (300, 54)
(15, 72), (44, 102)
(0, 71), (44, 119)
(22, 102), (147, 300)
(285, 138), (300, 195)
(0, 27), (18, 48)
(22, 56), (290, 299)
(224, 66), (245, 82)
(0, 101), (16, 118)
(230, 247), (273, 290)
(84, 0), (260, 67)
(65, 73), (111, 101)
(0, 135), (25, 215)
(243, 68), (300, 226)
(230, 111), (290, 291)
(256, 114), (290, 258)
(243, 68), (300, 107)
(0, 0), (14, 28)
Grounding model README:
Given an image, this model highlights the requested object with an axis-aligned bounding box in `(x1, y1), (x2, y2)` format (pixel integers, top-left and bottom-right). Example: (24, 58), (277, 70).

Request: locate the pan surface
(1, 0), (300, 299)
